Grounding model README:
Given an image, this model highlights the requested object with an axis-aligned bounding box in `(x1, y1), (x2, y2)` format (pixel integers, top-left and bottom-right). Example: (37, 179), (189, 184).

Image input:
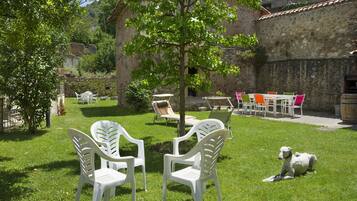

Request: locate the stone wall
(64, 77), (117, 97)
(256, 0), (357, 61)
(210, 48), (256, 98)
(254, 0), (357, 112)
(256, 57), (357, 112)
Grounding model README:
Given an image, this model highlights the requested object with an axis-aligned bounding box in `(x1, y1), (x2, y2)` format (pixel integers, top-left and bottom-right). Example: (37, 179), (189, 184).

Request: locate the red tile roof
(258, 0), (352, 21)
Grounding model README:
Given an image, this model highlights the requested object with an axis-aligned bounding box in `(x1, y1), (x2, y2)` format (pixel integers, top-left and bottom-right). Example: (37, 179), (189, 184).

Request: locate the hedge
(64, 76), (117, 97)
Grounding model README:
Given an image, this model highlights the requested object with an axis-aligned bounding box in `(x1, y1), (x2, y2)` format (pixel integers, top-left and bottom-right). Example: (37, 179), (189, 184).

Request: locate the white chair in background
(172, 119), (225, 167)
(91, 121), (147, 191)
(163, 129), (229, 201)
(68, 128), (136, 201)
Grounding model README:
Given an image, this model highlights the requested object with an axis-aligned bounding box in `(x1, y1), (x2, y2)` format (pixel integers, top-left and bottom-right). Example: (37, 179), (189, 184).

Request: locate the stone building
(261, 0), (325, 11)
(109, 0), (357, 112)
(64, 42), (96, 68)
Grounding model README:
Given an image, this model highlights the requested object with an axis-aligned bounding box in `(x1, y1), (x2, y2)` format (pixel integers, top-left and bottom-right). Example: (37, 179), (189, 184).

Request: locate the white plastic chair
(172, 119), (225, 167)
(75, 92), (85, 104)
(163, 129), (229, 201)
(68, 128), (136, 201)
(91, 121), (147, 191)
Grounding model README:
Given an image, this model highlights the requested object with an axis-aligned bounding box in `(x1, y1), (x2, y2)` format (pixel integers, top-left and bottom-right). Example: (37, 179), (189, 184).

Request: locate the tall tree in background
(124, 0), (260, 136)
(0, 0), (79, 133)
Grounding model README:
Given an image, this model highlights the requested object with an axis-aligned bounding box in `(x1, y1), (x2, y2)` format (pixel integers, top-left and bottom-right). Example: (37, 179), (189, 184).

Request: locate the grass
(0, 98), (356, 201)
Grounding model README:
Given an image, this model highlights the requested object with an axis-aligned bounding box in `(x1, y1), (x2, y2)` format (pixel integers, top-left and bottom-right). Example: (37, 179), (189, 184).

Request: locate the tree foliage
(71, 0), (116, 74)
(79, 31), (116, 73)
(0, 0), (79, 133)
(124, 0), (259, 135)
(97, 0), (118, 37)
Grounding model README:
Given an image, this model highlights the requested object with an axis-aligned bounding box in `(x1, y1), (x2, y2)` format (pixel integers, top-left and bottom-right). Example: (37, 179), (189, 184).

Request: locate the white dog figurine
(263, 146), (317, 182)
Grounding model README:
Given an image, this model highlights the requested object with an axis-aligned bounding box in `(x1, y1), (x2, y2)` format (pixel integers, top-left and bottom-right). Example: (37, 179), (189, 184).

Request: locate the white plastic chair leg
(162, 177), (167, 201)
(194, 181), (203, 201)
(109, 187), (115, 197)
(93, 184), (104, 201)
(103, 189), (110, 201)
(142, 164), (147, 191)
(131, 181), (136, 201)
(214, 177), (222, 201)
(75, 179), (84, 201)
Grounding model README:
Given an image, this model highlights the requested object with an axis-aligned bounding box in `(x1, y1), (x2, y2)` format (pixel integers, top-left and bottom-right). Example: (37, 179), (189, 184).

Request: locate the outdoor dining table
(248, 94), (294, 116)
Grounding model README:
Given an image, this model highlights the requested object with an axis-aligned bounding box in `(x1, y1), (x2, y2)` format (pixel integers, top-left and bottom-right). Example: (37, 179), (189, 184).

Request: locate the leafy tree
(124, 0), (259, 136)
(70, 12), (96, 44)
(79, 31), (115, 73)
(0, 0), (79, 133)
(97, 0), (118, 37)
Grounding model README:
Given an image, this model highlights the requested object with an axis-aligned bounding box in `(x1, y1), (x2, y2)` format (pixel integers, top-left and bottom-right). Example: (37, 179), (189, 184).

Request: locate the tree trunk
(178, 45), (186, 137)
(178, 0), (186, 137)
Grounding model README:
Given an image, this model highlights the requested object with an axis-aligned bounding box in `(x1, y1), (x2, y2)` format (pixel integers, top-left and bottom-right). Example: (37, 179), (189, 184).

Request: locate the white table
(248, 94), (294, 116)
(202, 96), (234, 110)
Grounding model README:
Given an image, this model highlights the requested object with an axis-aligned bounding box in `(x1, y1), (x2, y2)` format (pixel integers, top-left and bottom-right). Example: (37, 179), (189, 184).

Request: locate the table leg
(273, 99), (277, 116)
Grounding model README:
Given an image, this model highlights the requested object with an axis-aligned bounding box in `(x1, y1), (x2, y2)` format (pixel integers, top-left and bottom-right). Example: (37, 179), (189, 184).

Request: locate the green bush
(125, 80), (152, 112)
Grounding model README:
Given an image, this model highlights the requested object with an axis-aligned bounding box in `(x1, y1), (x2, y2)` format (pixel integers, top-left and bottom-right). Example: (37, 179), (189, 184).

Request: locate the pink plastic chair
(235, 91), (244, 110)
(289, 94), (305, 117)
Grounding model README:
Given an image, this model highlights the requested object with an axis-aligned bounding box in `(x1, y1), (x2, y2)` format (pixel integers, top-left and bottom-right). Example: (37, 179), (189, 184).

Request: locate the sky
(80, 0), (98, 7)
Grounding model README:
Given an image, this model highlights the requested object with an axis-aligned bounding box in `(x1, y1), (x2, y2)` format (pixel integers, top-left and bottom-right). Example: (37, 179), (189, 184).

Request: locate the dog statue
(263, 146), (317, 182)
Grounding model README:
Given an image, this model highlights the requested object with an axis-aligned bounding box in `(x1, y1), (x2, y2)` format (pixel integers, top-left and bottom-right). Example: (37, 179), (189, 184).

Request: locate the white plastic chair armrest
(121, 132), (145, 159)
(173, 130), (195, 155)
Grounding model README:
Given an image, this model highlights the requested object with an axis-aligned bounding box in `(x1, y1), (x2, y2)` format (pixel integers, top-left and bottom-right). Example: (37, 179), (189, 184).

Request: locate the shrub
(125, 80), (152, 112)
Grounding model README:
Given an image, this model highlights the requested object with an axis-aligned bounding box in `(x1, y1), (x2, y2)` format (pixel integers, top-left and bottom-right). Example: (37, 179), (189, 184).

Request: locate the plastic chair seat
(171, 167), (201, 183)
(94, 168), (127, 186)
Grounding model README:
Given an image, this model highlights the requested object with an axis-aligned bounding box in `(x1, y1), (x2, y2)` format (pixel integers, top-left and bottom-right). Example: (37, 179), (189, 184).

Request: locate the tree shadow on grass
(0, 129), (47, 142)
(145, 122), (178, 129)
(25, 159), (81, 176)
(0, 157), (33, 201)
(80, 106), (147, 117)
(0, 156), (13, 162)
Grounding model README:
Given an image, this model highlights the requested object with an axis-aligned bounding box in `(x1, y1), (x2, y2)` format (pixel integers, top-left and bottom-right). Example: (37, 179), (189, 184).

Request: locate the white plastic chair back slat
(200, 134), (225, 179)
(173, 119), (225, 157)
(71, 132), (96, 179)
(91, 121), (121, 157)
(195, 121), (223, 141)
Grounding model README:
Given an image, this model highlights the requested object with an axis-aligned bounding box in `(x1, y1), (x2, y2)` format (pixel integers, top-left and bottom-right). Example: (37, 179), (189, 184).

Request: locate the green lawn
(0, 99), (356, 201)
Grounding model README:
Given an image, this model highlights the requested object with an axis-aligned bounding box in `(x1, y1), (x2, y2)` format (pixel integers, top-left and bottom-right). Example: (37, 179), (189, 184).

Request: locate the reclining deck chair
(208, 107), (234, 139)
(152, 100), (196, 124)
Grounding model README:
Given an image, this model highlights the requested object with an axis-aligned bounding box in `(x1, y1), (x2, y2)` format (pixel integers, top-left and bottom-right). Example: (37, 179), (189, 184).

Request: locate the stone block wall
(256, 0), (356, 61)
(210, 48), (256, 98)
(64, 77), (117, 97)
(256, 57), (357, 112)
(254, 0), (357, 112)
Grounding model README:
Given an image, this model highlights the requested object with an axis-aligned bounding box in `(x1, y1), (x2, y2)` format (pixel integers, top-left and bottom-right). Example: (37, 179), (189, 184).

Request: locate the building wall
(211, 4), (260, 98)
(256, 1), (356, 61)
(255, 0), (357, 112)
(115, 8), (139, 106)
(256, 58), (357, 112)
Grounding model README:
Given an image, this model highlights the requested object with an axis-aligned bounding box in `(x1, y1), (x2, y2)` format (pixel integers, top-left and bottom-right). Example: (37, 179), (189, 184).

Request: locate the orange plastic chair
(254, 94), (267, 116)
